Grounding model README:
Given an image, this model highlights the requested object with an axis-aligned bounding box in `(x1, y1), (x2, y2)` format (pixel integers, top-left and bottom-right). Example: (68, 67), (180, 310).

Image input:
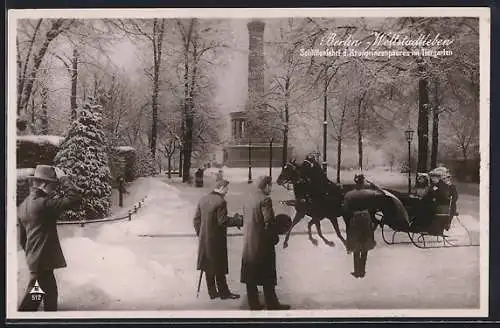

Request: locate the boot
(264, 285), (291, 310)
(359, 251), (368, 278)
(220, 292), (240, 300)
(246, 284), (264, 310)
(351, 252), (360, 278)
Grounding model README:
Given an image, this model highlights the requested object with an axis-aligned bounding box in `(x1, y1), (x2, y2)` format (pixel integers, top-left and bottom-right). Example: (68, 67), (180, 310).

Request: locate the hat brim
(27, 176), (58, 182)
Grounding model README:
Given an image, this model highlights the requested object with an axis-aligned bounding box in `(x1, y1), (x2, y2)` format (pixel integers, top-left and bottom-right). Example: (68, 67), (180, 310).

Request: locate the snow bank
(107, 179), (195, 237)
(58, 237), (182, 304)
(17, 135), (64, 147)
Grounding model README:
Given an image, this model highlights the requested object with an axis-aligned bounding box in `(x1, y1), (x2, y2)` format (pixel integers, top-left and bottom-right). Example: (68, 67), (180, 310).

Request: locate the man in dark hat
(343, 172), (377, 278)
(241, 176), (290, 310)
(17, 165), (81, 311)
(193, 179), (242, 300)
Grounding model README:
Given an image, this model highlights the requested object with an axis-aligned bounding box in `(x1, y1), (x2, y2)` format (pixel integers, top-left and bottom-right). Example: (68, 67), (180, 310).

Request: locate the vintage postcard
(6, 7), (490, 319)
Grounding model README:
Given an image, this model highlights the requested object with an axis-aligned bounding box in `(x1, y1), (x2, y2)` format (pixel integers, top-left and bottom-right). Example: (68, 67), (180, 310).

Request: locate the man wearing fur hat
(17, 165), (81, 311)
(193, 179), (242, 300)
(241, 176), (290, 310)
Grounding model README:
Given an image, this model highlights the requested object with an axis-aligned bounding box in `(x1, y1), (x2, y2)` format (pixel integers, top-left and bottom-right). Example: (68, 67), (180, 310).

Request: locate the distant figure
(241, 176), (291, 310)
(118, 176), (129, 207)
(17, 165), (81, 311)
(193, 179), (242, 300)
(195, 168), (204, 188)
(215, 169), (224, 182)
(343, 173), (377, 279)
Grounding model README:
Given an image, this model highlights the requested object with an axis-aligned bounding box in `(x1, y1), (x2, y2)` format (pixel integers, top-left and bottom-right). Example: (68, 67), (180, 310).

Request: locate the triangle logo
(29, 280), (45, 295)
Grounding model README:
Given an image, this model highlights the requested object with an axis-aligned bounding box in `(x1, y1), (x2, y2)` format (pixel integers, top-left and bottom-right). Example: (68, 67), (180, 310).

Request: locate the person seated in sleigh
(411, 166), (458, 233)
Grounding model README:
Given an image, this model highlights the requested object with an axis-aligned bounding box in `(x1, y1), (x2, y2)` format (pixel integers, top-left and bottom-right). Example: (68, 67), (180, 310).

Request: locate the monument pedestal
(223, 143), (292, 168)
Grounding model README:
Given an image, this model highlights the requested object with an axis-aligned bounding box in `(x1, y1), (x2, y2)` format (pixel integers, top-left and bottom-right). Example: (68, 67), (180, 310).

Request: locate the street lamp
(269, 137), (273, 178)
(248, 137), (253, 184)
(404, 126), (415, 194)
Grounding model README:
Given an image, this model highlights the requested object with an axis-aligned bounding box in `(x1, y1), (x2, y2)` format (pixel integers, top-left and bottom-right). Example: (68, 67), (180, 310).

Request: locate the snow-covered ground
(16, 171), (481, 311)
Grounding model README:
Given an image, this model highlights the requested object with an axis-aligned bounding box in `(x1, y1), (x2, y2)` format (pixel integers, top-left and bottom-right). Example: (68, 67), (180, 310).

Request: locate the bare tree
(17, 19), (77, 115)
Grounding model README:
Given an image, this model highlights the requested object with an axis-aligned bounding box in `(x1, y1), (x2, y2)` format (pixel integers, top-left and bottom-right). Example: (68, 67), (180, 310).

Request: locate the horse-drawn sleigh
(276, 158), (478, 250)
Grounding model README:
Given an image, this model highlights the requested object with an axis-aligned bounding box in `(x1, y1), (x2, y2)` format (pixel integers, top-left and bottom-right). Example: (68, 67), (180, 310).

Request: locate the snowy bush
(16, 135), (64, 169)
(54, 98), (112, 221)
(134, 147), (157, 177)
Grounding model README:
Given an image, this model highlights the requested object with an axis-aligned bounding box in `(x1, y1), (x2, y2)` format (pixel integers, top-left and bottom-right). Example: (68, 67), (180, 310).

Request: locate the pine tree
(54, 97), (112, 221)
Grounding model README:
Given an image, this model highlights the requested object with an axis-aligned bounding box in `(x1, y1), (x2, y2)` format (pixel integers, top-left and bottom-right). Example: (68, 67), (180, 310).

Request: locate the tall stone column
(245, 20), (268, 142)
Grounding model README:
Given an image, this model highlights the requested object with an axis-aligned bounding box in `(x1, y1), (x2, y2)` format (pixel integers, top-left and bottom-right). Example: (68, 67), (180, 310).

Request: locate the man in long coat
(18, 165), (81, 311)
(343, 173), (377, 279)
(241, 176), (290, 310)
(193, 179), (241, 300)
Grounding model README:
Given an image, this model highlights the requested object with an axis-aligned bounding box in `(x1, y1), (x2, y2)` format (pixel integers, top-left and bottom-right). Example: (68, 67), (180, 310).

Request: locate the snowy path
(17, 175), (481, 311)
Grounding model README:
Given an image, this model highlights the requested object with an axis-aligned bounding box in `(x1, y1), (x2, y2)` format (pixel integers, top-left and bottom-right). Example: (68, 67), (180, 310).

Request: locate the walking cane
(196, 270), (203, 298)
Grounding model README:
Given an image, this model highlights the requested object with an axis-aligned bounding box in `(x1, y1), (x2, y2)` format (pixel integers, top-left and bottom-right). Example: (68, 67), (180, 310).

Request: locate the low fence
(56, 196), (148, 227)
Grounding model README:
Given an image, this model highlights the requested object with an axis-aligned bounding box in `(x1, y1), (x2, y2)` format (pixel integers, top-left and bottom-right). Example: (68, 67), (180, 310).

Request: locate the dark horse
(276, 160), (347, 248)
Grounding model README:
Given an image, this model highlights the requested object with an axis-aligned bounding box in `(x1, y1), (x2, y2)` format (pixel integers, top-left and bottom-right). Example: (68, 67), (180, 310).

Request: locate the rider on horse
(301, 154), (338, 204)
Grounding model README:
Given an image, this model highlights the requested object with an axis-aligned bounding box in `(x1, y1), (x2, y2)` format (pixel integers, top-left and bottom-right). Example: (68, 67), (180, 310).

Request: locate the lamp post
(269, 137), (273, 178)
(322, 67), (329, 174)
(322, 107), (328, 174)
(248, 137), (253, 184)
(404, 127), (415, 194)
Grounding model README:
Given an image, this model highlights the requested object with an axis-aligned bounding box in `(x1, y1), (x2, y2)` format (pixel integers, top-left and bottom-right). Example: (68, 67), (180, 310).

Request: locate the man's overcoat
(240, 190), (278, 286)
(17, 189), (78, 272)
(194, 191), (230, 275)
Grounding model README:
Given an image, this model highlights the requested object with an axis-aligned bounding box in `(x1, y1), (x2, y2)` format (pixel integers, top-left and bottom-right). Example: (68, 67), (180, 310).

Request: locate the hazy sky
(107, 19), (253, 117)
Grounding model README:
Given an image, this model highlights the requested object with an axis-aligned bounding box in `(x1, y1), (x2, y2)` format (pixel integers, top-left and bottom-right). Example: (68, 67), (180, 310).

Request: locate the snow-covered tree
(54, 97), (112, 221)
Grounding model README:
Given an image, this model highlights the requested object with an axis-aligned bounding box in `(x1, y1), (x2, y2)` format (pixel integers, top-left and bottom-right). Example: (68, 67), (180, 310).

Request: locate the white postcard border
(6, 7), (491, 319)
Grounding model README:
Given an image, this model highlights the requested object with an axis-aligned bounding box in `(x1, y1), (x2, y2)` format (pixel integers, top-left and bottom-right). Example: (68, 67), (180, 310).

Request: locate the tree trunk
(16, 36), (22, 108)
(282, 81), (289, 167)
(183, 100), (194, 183)
(430, 79), (439, 170)
(167, 156), (172, 179)
(182, 19), (198, 183)
(417, 64), (429, 173)
(179, 147), (183, 178)
(356, 96), (365, 170)
(149, 19), (165, 159)
(71, 48), (79, 120)
(336, 137), (342, 183)
(430, 107), (439, 170)
(30, 97), (36, 129)
(17, 18), (43, 115)
(40, 85), (49, 134)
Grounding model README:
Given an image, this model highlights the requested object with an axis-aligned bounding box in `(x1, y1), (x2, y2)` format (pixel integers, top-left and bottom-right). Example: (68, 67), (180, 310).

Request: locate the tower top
(247, 19), (265, 32)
